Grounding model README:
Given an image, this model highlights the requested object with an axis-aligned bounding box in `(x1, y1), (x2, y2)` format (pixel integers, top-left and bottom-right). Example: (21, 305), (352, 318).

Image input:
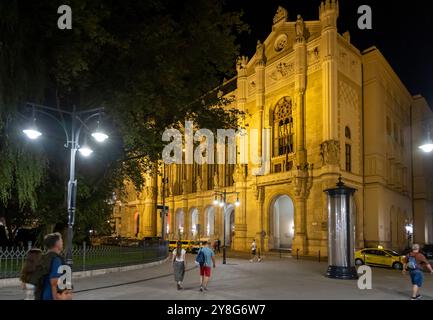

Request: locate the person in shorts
(199, 241), (215, 292)
(402, 243), (433, 300)
(249, 239), (261, 262)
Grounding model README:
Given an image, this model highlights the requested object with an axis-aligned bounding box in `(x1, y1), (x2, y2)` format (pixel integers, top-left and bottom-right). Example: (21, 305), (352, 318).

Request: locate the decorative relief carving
(236, 56), (248, 74)
(274, 34), (288, 52)
(233, 165), (246, 183)
(252, 185), (264, 202)
(320, 140), (340, 166)
(294, 163), (314, 198)
(269, 62), (294, 81)
(273, 6), (288, 25)
(307, 47), (320, 65)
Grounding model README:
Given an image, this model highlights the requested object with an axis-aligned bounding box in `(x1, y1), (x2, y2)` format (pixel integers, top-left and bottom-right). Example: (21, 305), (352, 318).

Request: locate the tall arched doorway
(205, 206), (215, 237)
(175, 209), (184, 238)
(224, 205), (235, 247)
(190, 208), (199, 239)
(271, 195), (294, 249)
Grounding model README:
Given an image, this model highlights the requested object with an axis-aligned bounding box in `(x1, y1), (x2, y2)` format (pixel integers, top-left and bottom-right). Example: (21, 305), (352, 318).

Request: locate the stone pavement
(1, 253), (432, 300)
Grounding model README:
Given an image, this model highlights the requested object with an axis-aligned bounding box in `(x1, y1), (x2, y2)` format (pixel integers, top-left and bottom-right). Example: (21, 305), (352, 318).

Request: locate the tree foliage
(0, 0), (248, 239)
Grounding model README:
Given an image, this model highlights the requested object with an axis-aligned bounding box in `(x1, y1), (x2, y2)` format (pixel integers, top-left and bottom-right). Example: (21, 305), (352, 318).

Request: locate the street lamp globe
(79, 146), (93, 157)
(218, 201), (224, 208)
(419, 142), (433, 153)
(23, 128), (42, 140)
(419, 132), (433, 153)
(91, 131), (109, 143)
(235, 199), (240, 207)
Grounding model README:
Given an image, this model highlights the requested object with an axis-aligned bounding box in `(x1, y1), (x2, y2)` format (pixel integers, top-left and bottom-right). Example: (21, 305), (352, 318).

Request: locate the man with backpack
(29, 232), (65, 300)
(196, 240), (215, 292)
(402, 243), (433, 300)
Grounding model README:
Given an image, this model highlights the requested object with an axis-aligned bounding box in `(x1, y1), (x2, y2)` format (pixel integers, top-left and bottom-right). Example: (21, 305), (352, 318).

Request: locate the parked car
(168, 240), (193, 252)
(422, 244), (433, 259)
(169, 240), (177, 252)
(355, 247), (405, 270)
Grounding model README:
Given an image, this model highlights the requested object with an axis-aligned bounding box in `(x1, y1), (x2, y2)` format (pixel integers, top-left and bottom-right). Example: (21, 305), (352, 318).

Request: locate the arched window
(345, 126), (352, 172)
(273, 97), (294, 157)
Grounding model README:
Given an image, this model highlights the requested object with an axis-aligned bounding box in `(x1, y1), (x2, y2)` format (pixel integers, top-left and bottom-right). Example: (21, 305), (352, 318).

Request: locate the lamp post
(213, 190), (240, 264)
(22, 103), (108, 267)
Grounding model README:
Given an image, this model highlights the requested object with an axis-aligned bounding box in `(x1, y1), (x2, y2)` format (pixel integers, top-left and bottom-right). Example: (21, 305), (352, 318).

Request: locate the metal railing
(0, 241), (168, 279)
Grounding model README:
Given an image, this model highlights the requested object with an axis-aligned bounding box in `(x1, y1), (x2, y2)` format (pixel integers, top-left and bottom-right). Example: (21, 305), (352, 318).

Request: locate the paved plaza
(1, 253), (432, 300)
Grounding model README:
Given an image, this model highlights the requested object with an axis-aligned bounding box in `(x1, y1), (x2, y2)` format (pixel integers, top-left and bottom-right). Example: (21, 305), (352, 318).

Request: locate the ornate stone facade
(114, 1), (433, 254)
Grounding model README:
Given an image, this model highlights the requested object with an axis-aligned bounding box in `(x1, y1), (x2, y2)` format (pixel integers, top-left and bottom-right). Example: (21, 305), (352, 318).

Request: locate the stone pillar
(291, 14), (310, 256)
(320, 0), (339, 143)
(233, 165), (248, 251)
(254, 186), (266, 253)
(142, 172), (158, 237)
(255, 41), (266, 162)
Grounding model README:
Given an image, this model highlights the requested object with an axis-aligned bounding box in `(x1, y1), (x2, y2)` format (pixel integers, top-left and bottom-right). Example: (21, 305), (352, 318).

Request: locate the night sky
(227, 0), (433, 107)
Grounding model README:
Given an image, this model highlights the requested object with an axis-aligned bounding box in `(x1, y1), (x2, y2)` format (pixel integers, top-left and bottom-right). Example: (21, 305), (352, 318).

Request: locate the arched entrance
(224, 205), (235, 247)
(271, 195), (294, 249)
(205, 206), (215, 237)
(175, 209), (184, 238)
(190, 208), (199, 239)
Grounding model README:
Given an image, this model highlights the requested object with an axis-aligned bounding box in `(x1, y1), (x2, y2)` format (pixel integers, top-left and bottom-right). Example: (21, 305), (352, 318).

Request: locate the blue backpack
(196, 248), (205, 267)
(407, 254), (418, 270)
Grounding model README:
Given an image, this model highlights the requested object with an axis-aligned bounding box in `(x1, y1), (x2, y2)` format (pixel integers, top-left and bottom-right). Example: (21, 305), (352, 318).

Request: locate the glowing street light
(79, 146), (93, 157)
(23, 128), (42, 140)
(22, 103), (107, 267)
(418, 131), (433, 153)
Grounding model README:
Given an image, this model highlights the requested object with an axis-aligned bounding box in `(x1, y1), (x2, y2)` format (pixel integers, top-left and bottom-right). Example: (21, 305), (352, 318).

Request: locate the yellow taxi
(355, 246), (405, 270)
(168, 240), (193, 252)
(168, 240), (177, 252)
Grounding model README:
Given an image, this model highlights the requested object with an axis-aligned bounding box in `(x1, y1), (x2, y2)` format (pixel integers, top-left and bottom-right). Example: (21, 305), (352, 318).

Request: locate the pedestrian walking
(20, 248), (42, 300)
(216, 238), (221, 253)
(172, 241), (186, 290)
(28, 232), (65, 300)
(198, 241), (215, 292)
(402, 243), (433, 300)
(249, 239), (261, 262)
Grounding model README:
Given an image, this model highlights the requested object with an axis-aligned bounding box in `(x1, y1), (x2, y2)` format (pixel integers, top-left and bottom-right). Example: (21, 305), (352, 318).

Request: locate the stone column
(320, 0), (339, 144)
(142, 172), (158, 237)
(291, 15), (310, 255)
(233, 165), (248, 251)
(255, 41), (266, 163)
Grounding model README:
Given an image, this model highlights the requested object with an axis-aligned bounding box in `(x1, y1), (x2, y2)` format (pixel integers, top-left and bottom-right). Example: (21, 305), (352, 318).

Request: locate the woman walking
(172, 241), (186, 290)
(20, 248), (42, 300)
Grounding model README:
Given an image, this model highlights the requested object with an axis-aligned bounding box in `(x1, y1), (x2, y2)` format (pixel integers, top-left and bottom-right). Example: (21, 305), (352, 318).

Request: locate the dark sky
(226, 0), (433, 107)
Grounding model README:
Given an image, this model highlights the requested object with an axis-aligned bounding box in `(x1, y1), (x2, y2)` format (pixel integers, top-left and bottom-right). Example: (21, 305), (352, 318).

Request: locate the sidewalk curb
(0, 257), (169, 288)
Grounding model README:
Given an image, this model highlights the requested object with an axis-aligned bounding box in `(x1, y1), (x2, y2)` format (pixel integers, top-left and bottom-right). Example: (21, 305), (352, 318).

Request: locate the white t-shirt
(251, 242), (257, 251)
(172, 248), (186, 262)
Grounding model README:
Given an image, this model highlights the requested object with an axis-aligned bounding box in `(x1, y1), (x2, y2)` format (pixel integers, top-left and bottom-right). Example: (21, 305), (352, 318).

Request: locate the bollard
(279, 249), (282, 259)
(296, 248), (299, 260)
(318, 250), (321, 263)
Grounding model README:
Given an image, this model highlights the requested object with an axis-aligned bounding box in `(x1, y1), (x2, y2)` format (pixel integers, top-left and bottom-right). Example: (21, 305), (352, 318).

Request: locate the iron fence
(0, 241), (168, 279)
